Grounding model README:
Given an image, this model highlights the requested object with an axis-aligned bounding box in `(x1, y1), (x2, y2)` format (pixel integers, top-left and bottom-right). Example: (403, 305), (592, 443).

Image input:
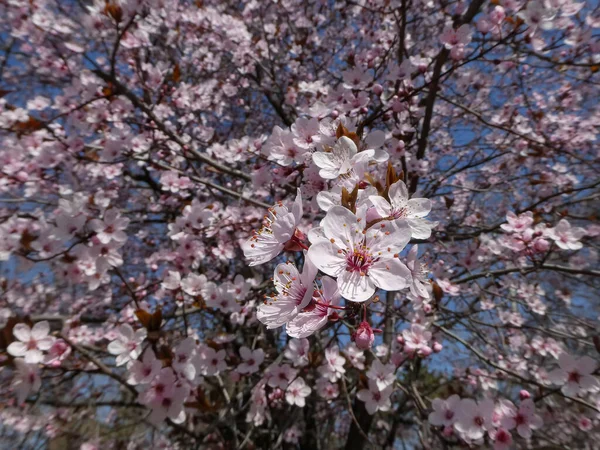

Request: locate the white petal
(338, 270), (375, 302)
(31, 321), (50, 340)
(7, 342), (28, 357)
(307, 242), (346, 278)
(108, 340), (127, 355)
(13, 324), (31, 342)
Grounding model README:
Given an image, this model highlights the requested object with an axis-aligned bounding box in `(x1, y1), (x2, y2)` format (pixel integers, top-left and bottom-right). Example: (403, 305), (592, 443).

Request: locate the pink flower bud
(519, 390), (531, 400)
(418, 346), (433, 357)
(353, 321), (375, 350)
(372, 83), (383, 95)
(433, 341), (443, 353)
(533, 238), (550, 252)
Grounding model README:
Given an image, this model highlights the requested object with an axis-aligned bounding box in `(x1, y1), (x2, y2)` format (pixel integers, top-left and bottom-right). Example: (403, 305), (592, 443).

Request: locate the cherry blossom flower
(318, 345), (346, 382)
(8, 321), (55, 364)
(140, 368), (189, 424)
(283, 425), (302, 444)
(286, 276), (341, 338)
(501, 398), (543, 438)
(501, 211), (534, 234)
(291, 117), (322, 150)
(285, 377), (311, 407)
(257, 259), (316, 329)
(107, 324), (146, 366)
(547, 219), (586, 250)
(366, 359), (396, 391)
(428, 395), (461, 427)
(344, 343), (366, 370)
(284, 338), (310, 367)
(316, 377), (339, 400)
(489, 427), (513, 450)
(128, 348), (162, 385)
(454, 398), (495, 441)
(161, 270), (181, 290)
(172, 337), (197, 381)
(357, 379), (393, 415)
(195, 346), (227, 376)
(180, 273), (207, 296)
(242, 189), (304, 266)
(237, 347), (264, 374)
(518, 1), (556, 31)
(368, 180), (435, 239)
(307, 206), (412, 302)
(264, 125), (303, 166)
(440, 24), (472, 59)
(267, 364), (298, 389)
(549, 353), (599, 396)
(312, 137), (375, 180)
(402, 324), (432, 357)
(44, 339), (71, 367)
(9, 359), (41, 407)
(89, 209), (129, 244)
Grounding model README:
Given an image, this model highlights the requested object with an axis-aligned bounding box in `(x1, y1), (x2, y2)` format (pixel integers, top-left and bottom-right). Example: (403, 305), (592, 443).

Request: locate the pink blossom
(366, 359), (396, 391)
(428, 395), (461, 427)
(237, 347), (264, 374)
(357, 379), (393, 415)
(547, 219), (586, 250)
(307, 206), (412, 302)
(285, 377), (311, 407)
(257, 259), (316, 329)
(242, 189), (304, 266)
(284, 338), (310, 367)
(312, 136), (375, 180)
(12, 359), (41, 404)
(287, 275), (341, 338)
(128, 348), (162, 385)
(266, 364), (297, 389)
(368, 180), (435, 239)
(107, 324), (146, 366)
(489, 427), (513, 450)
(8, 321), (55, 364)
(402, 324), (432, 357)
(501, 398), (543, 438)
(454, 398), (495, 441)
(549, 353), (599, 396)
(89, 209), (129, 244)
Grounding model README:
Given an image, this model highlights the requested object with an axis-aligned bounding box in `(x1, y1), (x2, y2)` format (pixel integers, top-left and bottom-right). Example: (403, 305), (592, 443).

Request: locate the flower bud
(372, 83), (383, 95)
(353, 321), (375, 350)
(519, 390), (531, 400)
(433, 341), (443, 353)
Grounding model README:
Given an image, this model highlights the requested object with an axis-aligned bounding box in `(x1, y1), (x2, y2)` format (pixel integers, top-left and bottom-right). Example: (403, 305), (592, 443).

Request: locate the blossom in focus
(312, 136), (375, 180)
(257, 259), (316, 329)
(287, 276), (341, 338)
(242, 189), (304, 266)
(308, 206), (412, 302)
(368, 180), (435, 239)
